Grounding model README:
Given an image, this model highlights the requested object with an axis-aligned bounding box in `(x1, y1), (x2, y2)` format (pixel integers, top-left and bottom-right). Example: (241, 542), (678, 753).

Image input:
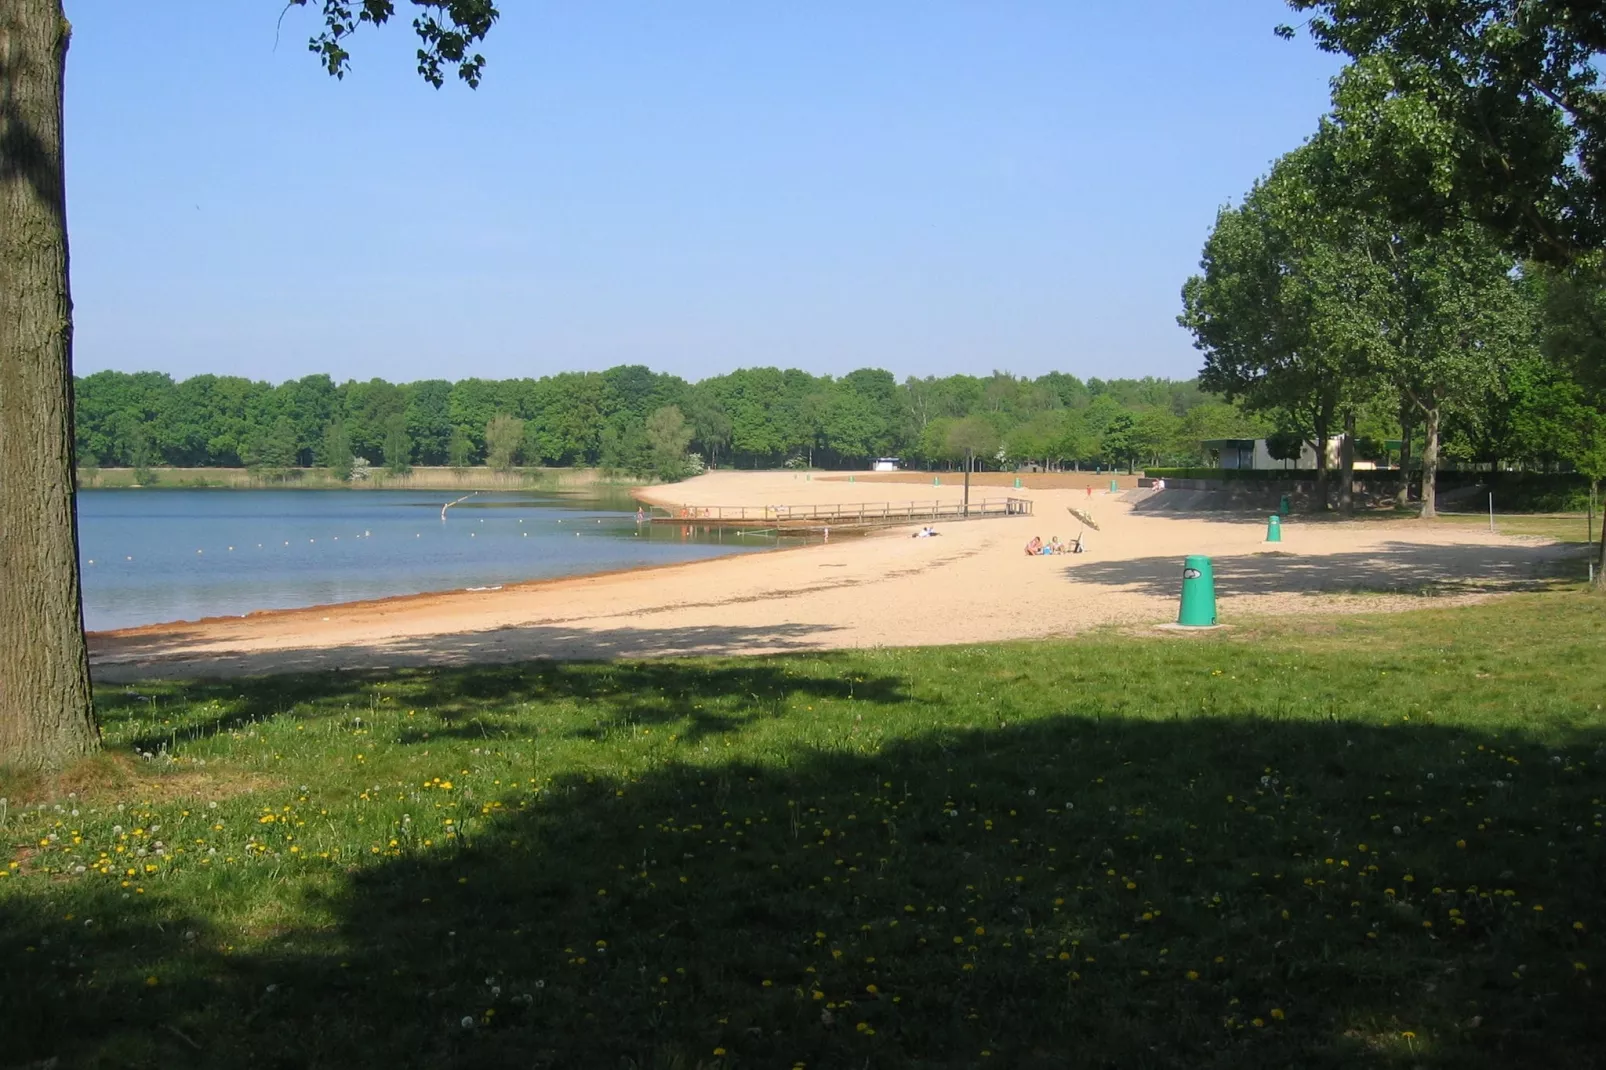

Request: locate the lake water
(77, 489), (793, 632)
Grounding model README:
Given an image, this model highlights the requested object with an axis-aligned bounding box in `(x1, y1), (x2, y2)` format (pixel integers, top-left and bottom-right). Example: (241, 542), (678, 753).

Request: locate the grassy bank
(77, 466), (649, 492)
(3, 596), (1603, 1067)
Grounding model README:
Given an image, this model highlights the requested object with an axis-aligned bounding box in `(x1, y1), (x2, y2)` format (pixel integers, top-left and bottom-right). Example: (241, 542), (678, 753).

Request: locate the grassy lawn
(1436, 512), (1600, 544)
(3, 595), (1604, 1068)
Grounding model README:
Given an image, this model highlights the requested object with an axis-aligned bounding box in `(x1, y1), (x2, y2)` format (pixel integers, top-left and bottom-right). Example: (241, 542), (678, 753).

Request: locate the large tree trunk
(0, 3), (99, 768)
(1396, 404), (1413, 507)
(1419, 404), (1441, 520)
(1338, 409), (1356, 518)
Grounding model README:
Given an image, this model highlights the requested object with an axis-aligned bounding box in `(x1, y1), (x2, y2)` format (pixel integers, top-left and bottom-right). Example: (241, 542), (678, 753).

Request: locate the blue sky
(65, 2), (1341, 385)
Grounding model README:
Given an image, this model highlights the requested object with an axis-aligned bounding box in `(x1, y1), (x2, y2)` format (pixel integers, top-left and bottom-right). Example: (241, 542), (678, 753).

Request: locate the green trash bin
(1014, 477), (1022, 489)
(1109, 479), (1118, 493)
(1279, 493), (1291, 517)
(1266, 515), (1282, 543)
(933, 476), (941, 487)
(1178, 555), (1217, 627)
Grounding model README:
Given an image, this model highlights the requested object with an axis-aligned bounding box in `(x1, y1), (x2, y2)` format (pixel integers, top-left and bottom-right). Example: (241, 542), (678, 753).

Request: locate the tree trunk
(1593, 480), (1604, 592)
(1396, 406), (1414, 507)
(1312, 404), (1332, 511)
(0, 3), (98, 768)
(1419, 405), (1441, 520)
(1338, 410), (1356, 518)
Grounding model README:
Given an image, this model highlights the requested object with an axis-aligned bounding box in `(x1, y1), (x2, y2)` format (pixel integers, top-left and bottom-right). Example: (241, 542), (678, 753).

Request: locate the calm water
(77, 489), (792, 631)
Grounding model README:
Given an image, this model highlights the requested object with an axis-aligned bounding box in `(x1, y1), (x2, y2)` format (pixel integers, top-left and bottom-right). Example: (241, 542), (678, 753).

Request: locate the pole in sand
(1489, 492), (1496, 533)
(1177, 556), (1217, 627)
(1266, 515), (1282, 543)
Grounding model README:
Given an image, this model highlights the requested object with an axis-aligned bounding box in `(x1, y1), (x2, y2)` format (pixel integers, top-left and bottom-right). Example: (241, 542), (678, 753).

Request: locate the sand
(88, 471), (1580, 681)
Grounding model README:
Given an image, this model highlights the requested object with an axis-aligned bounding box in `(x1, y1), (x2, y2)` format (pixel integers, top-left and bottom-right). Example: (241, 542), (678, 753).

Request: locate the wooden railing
(651, 497), (1033, 526)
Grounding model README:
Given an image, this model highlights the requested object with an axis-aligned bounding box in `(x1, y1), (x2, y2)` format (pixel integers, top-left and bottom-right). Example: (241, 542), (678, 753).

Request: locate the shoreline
(87, 540), (810, 642)
(87, 471), (1580, 682)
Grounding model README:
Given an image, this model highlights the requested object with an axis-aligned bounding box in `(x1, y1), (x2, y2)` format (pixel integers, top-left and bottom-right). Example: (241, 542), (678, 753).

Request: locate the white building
(1202, 437), (1376, 471)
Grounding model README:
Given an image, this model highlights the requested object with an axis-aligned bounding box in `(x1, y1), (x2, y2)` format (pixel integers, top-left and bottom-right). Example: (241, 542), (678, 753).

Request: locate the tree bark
(1419, 404), (1441, 520)
(1338, 409), (1356, 518)
(1593, 481), (1604, 592)
(1312, 401), (1332, 511)
(0, 2), (99, 768)
(1396, 405), (1414, 507)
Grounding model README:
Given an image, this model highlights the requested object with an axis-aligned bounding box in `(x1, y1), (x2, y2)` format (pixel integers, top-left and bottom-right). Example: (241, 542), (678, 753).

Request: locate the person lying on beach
(1025, 536), (1042, 555)
(911, 526), (940, 538)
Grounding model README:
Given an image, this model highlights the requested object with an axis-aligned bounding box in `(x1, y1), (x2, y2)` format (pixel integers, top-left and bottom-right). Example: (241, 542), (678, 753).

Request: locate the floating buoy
(87, 559), (94, 565)
(127, 555), (133, 560)
(196, 549), (203, 554)
(228, 546), (234, 551)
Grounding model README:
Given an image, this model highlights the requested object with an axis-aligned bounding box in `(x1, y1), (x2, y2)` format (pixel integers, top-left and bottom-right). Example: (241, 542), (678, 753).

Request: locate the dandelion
(713, 1047), (726, 1056)
(1270, 1008), (1285, 1020)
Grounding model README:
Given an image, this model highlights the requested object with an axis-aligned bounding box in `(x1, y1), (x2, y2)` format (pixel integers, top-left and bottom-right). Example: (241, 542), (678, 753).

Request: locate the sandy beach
(87, 471), (1579, 681)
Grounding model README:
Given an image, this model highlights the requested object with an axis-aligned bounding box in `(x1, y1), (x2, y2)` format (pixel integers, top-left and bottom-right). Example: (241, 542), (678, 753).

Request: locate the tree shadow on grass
(5, 712), (1603, 1068)
(1064, 542), (1578, 599)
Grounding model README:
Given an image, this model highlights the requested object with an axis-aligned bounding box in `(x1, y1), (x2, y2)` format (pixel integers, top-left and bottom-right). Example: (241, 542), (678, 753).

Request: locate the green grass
(1434, 512), (1600, 545)
(3, 595), (1604, 1068)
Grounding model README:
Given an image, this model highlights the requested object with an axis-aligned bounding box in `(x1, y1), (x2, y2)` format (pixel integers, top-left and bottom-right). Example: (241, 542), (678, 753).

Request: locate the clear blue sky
(64, 2), (1340, 385)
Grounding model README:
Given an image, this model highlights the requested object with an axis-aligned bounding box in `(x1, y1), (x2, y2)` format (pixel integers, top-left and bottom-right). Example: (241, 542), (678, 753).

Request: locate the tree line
(72, 365), (1269, 480)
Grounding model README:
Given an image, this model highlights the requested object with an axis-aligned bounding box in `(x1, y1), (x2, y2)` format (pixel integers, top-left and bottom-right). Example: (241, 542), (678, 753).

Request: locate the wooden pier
(648, 497), (1033, 530)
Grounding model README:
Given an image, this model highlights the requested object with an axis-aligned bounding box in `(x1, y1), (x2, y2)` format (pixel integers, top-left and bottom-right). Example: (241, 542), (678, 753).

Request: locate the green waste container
(1279, 493), (1291, 516)
(1178, 556), (1217, 627)
(1109, 479), (1118, 493)
(1014, 477), (1022, 489)
(1266, 515), (1282, 542)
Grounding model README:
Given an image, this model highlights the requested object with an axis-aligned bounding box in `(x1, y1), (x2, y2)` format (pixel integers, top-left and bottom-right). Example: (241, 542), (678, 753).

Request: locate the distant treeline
(73, 366), (1267, 478)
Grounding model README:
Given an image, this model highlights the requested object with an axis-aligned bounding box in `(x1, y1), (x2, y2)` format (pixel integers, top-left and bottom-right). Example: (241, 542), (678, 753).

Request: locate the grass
(1433, 511), (1600, 545)
(3, 595), (1604, 1068)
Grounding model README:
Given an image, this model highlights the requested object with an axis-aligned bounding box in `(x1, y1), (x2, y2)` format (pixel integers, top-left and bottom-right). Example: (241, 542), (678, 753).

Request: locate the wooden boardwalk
(649, 497), (1033, 530)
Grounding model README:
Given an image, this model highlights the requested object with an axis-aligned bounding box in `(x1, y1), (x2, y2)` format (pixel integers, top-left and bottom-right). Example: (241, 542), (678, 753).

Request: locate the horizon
(65, 2), (1339, 385)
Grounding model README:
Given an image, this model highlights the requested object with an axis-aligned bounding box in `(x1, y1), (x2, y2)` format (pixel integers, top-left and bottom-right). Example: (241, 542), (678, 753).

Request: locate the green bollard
(934, 476), (941, 487)
(1177, 555), (1217, 627)
(1279, 493), (1290, 516)
(1109, 479), (1118, 493)
(1014, 477), (1022, 489)
(1266, 514), (1282, 543)
(849, 475), (855, 483)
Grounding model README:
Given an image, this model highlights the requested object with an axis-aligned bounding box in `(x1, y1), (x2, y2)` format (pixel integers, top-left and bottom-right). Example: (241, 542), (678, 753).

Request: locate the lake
(77, 489), (793, 632)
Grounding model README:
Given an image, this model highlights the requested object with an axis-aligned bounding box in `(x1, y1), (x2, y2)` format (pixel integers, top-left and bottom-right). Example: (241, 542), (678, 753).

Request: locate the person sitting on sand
(1025, 536), (1042, 556)
(1048, 535), (1063, 554)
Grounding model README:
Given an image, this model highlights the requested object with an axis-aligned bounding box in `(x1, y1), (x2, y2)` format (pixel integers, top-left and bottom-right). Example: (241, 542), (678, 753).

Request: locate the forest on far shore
(75, 360), (1587, 483)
